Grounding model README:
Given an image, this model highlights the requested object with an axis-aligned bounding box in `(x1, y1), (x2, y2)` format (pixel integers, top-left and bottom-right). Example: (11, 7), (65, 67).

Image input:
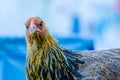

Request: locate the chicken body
(64, 49), (120, 80)
(25, 17), (120, 80)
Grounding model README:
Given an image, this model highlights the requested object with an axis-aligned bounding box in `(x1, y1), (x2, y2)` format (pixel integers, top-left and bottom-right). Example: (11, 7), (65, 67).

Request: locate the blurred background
(0, 0), (120, 80)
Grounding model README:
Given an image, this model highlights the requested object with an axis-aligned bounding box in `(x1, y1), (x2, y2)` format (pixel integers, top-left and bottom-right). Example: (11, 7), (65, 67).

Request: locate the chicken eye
(26, 26), (29, 29)
(39, 21), (43, 26)
(39, 23), (42, 26)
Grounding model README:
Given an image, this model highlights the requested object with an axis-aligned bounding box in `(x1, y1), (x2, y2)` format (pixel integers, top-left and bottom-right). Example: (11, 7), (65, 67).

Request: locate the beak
(29, 25), (36, 34)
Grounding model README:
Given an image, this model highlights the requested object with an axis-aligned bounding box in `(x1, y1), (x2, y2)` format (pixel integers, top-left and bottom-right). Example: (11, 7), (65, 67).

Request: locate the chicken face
(25, 17), (48, 43)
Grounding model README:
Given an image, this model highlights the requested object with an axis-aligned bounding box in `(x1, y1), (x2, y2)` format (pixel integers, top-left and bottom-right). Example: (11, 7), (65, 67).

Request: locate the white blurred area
(0, 0), (120, 50)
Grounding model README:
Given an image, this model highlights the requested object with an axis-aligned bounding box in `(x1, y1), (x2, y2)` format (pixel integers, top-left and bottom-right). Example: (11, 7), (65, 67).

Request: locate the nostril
(33, 26), (36, 29)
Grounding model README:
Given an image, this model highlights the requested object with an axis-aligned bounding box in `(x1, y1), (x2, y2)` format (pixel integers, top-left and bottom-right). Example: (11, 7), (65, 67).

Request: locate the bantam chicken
(25, 17), (120, 80)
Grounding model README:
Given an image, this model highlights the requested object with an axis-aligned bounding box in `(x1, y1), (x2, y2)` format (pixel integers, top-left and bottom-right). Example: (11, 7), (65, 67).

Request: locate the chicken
(25, 17), (120, 80)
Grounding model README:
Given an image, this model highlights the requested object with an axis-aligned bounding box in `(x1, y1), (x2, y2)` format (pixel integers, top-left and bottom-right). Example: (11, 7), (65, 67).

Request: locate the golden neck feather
(26, 33), (79, 79)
